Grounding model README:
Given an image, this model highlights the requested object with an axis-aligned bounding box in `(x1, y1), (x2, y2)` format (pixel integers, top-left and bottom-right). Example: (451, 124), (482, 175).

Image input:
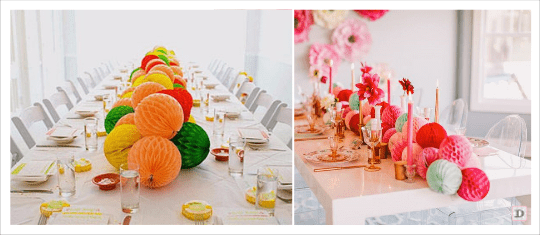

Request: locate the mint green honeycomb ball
(349, 93), (360, 110)
(427, 159), (463, 195)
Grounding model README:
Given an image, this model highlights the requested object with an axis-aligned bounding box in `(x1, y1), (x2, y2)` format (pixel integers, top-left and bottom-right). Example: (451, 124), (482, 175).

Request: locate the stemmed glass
(362, 126), (382, 172)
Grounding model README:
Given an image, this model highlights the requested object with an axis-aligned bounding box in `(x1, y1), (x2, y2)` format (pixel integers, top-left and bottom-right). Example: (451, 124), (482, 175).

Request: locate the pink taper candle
(387, 78), (391, 105)
(407, 93), (413, 167)
(351, 63), (355, 91)
(328, 59), (333, 94)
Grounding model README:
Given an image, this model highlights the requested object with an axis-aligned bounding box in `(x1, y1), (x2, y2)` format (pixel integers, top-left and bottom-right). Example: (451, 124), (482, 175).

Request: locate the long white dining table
(10, 63), (292, 225)
(294, 116), (531, 225)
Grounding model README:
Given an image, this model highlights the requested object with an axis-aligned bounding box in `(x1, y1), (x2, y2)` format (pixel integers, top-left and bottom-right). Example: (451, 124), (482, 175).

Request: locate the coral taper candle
(351, 63), (355, 91)
(407, 94), (413, 167)
(328, 59), (333, 94)
(387, 78), (391, 105)
(435, 79), (439, 123)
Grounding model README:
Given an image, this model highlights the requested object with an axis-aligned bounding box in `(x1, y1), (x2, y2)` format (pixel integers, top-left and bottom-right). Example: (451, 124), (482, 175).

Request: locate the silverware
(11, 190), (53, 194)
(38, 214), (46, 225)
(122, 215), (131, 225)
(36, 145), (82, 148)
(295, 136), (328, 141)
(313, 165), (367, 172)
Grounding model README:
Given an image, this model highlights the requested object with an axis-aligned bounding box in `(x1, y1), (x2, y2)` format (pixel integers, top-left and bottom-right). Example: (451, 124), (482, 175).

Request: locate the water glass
(328, 136), (339, 158)
(213, 109), (226, 136)
(205, 107), (215, 122)
(306, 114), (316, 131)
(84, 117), (98, 151)
(228, 135), (245, 177)
(256, 166), (279, 216)
(362, 126), (382, 172)
(57, 155), (76, 197)
(103, 94), (112, 114)
(120, 163), (140, 214)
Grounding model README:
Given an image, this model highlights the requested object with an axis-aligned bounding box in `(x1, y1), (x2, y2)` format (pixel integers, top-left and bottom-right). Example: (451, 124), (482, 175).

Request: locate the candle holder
(378, 143), (388, 159)
(394, 161), (407, 180)
(404, 164), (416, 183)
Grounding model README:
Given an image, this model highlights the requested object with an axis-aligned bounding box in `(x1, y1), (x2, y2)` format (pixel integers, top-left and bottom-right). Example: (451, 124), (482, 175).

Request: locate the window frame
(470, 10), (531, 114)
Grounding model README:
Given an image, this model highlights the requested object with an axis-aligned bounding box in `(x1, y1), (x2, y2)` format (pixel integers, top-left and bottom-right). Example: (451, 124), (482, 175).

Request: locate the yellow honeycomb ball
(103, 124), (143, 170)
(146, 73), (173, 89)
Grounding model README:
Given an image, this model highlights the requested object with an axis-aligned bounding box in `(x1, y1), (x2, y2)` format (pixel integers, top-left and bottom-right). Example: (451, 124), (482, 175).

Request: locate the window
(470, 10), (531, 114)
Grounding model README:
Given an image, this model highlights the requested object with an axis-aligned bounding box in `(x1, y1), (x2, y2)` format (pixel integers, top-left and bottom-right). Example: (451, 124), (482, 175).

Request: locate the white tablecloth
(11, 64), (292, 225)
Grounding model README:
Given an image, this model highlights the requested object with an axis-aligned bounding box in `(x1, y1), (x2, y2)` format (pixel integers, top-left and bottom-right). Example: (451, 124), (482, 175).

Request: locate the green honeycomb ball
(170, 122), (210, 169)
(349, 93), (360, 110)
(426, 159), (463, 195)
(105, 105), (135, 134)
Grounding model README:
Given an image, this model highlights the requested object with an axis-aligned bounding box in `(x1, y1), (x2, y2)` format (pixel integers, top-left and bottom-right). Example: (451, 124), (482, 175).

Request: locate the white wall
(75, 10), (247, 74)
(295, 10), (458, 110)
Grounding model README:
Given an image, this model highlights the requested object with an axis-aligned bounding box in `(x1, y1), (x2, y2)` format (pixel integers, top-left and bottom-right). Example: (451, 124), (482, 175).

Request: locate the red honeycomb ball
(382, 122), (392, 137)
(361, 103), (373, 118)
(382, 128), (396, 143)
(381, 105), (403, 128)
(339, 101), (349, 110)
(337, 89), (353, 102)
(439, 135), (472, 168)
(401, 116), (428, 143)
(345, 110), (359, 130)
(370, 101), (389, 118)
(416, 122), (448, 149)
(363, 116), (372, 126)
(388, 132), (404, 153)
(392, 138), (407, 162)
(457, 168), (490, 202)
(349, 113), (360, 135)
(401, 143), (423, 163)
(341, 107), (352, 119)
(417, 147), (440, 179)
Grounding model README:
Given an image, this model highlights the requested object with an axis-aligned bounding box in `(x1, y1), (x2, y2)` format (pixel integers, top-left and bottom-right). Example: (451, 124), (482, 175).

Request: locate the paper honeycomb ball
(104, 124), (143, 170)
(141, 55), (159, 70)
(130, 67), (141, 79)
(112, 98), (133, 109)
(170, 123), (210, 169)
(131, 69), (146, 82)
(150, 64), (174, 81)
(173, 77), (187, 89)
(170, 59), (180, 66)
(426, 159), (463, 195)
(457, 168), (490, 202)
(422, 147), (441, 167)
(463, 153), (481, 169)
(349, 93), (360, 110)
(188, 115), (196, 124)
(157, 55), (170, 66)
(341, 107), (352, 119)
(158, 89), (193, 123)
(332, 86), (343, 97)
(337, 89), (353, 102)
(416, 122), (448, 149)
(131, 82), (166, 109)
(439, 135), (472, 168)
(134, 93), (184, 139)
(171, 66), (183, 77)
(361, 102), (373, 118)
(401, 116), (428, 143)
(339, 101), (349, 110)
(394, 113), (409, 133)
(381, 105), (403, 128)
(145, 73), (173, 89)
(348, 113), (360, 135)
(144, 58), (166, 73)
(131, 75), (145, 87)
(133, 70), (166, 87)
(370, 101), (389, 118)
(127, 136), (182, 189)
(115, 113), (135, 127)
(121, 87), (135, 98)
(122, 92), (133, 99)
(104, 105), (135, 134)
(382, 122), (392, 137)
(392, 139), (407, 161)
(415, 148), (435, 179)
(382, 128), (396, 143)
(388, 132), (404, 153)
(363, 116), (371, 126)
(401, 143), (423, 163)
(345, 110), (359, 130)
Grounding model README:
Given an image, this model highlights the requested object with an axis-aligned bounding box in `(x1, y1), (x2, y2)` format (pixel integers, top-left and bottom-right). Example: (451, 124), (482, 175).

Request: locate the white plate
(113, 75), (122, 80)
(75, 110), (98, 117)
(467, 137), (489, 148)
(47, 136), (76, 144)
(94, 95), (105, 101)
(204, 83), (218, 89)
(295, 125), (324, 137)
(212, 95), (230, 102)
(194, 70), (203, 73)
(102, 85), (117, 89)
(303, 149), (359, 165)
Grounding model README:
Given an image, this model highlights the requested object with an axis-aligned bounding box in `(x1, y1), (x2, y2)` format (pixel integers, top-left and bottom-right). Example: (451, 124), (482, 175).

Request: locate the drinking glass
(328, 136), (339, 159)
(102, 94), (112, 114)
(57, 155), (76, 197)
(228, 135), (245, 177)
(213, 109), (226, 136)
(84, 117), (98, 151)
(120, 163), (140, 214)
(362, 126), (382, 172)
(306, 113), (316, 131)
(256, 166), (279, 216)
(422, 107), (433, 121)
(404, 164), (417, 183)
(205, 107), (215, 122)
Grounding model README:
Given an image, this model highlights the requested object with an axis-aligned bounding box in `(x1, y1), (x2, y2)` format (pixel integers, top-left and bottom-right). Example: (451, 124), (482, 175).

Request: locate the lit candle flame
(437, 79), (439, 88)
(351, 63), (354, 70)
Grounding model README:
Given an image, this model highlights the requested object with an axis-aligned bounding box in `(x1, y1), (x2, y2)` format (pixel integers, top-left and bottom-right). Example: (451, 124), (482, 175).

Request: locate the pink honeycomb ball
(457, 168), (490, 202)
(401, 116), (428, 143)
(361, 103), (373, 118)
(416, 122), (448, 149)
(363, 116), (372, 126)
(381, 105), (403, 128)
(332, 86), (343, 97)
(388, 132), (404, 153)
(382, 128), (397, 143)
(462, 153), (481, 169)
(339, 101), (349, 110)
(392, 139), (408, 161)
(344, 110), (359, 130)
(439, 135), (473, 168)
(401, 143), (423, 163)
(417, 147), (440, 179)
(341, 107), (352, 119)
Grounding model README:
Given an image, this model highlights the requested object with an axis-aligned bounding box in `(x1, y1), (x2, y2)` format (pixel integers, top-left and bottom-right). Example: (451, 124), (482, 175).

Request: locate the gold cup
(379, 143), (388, 159)
(394, 161), (407, 180)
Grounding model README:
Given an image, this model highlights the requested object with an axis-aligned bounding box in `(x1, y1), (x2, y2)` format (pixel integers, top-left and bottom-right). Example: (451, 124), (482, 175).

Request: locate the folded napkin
(238, 128), (269, 141)
(220, 210), (278, 225)
(11, 160), (55, 182)
(47, 127), (77, 138)
(47, 207), (110, 225)
(474, 146), (499, 157)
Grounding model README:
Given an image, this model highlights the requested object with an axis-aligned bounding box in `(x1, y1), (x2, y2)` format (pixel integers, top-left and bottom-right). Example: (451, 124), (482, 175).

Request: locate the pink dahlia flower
(332, 18), (372, 62)
(294, 10), (314, 44)
(354, 10), (389, 21)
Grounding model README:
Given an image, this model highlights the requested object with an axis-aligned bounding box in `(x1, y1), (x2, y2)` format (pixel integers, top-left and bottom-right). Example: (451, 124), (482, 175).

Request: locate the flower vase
(400, 95), (407, 111)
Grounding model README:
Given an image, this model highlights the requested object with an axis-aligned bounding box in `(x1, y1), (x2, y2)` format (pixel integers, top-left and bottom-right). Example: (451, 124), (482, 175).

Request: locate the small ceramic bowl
(211, 148), (229, 161)
(92, 173), (120, 191)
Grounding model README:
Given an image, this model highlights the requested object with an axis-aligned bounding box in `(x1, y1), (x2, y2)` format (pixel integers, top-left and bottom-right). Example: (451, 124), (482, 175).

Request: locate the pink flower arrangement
(294, 10), (314, 44)
(356, 73), (385, 105)
(354, 10), (389, 21)
(309, 43), (341, 78)
(360, 62), (372, 75)
(399, 78), (415, 95)
(331, 18), (372, 62)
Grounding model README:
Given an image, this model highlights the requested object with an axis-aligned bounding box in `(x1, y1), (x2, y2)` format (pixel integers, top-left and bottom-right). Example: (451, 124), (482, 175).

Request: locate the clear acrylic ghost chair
(77, 76), (90, 95)
(11, 103), (54, 149)
(62, 80), (82, 104)
(11, 137), (24, 167)
(440, 98), (468, 135)
(43, 88), (74, 123)
(485, 114), (528, 169)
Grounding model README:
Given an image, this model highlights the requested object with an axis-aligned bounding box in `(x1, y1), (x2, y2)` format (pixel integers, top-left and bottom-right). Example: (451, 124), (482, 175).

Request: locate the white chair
(218, 67), (234, 84)
(43, 88), (74, 123)
(11, 103), (54, 148)
(244, 87), (262, 110)
(263, 102), (288, 131)
(485, 114), (527, 169)
(248, 90), (281, 124)
(440, 98), (468, 135)
(84, 71), (97, 87)
(93, 68), (104, 83)
(214, 63), (228, 78)
(11, 137), (24, 167)
(235, 81), (255, 98)
(271, 106), (293, 149)
(229, 74), (248, 93)
(62, 80), (82, 104)
(211, 60), (225, 75)
(223, 68), (239, 89)
(207, 59), (218, 71)
(77, 76), (90, 94)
